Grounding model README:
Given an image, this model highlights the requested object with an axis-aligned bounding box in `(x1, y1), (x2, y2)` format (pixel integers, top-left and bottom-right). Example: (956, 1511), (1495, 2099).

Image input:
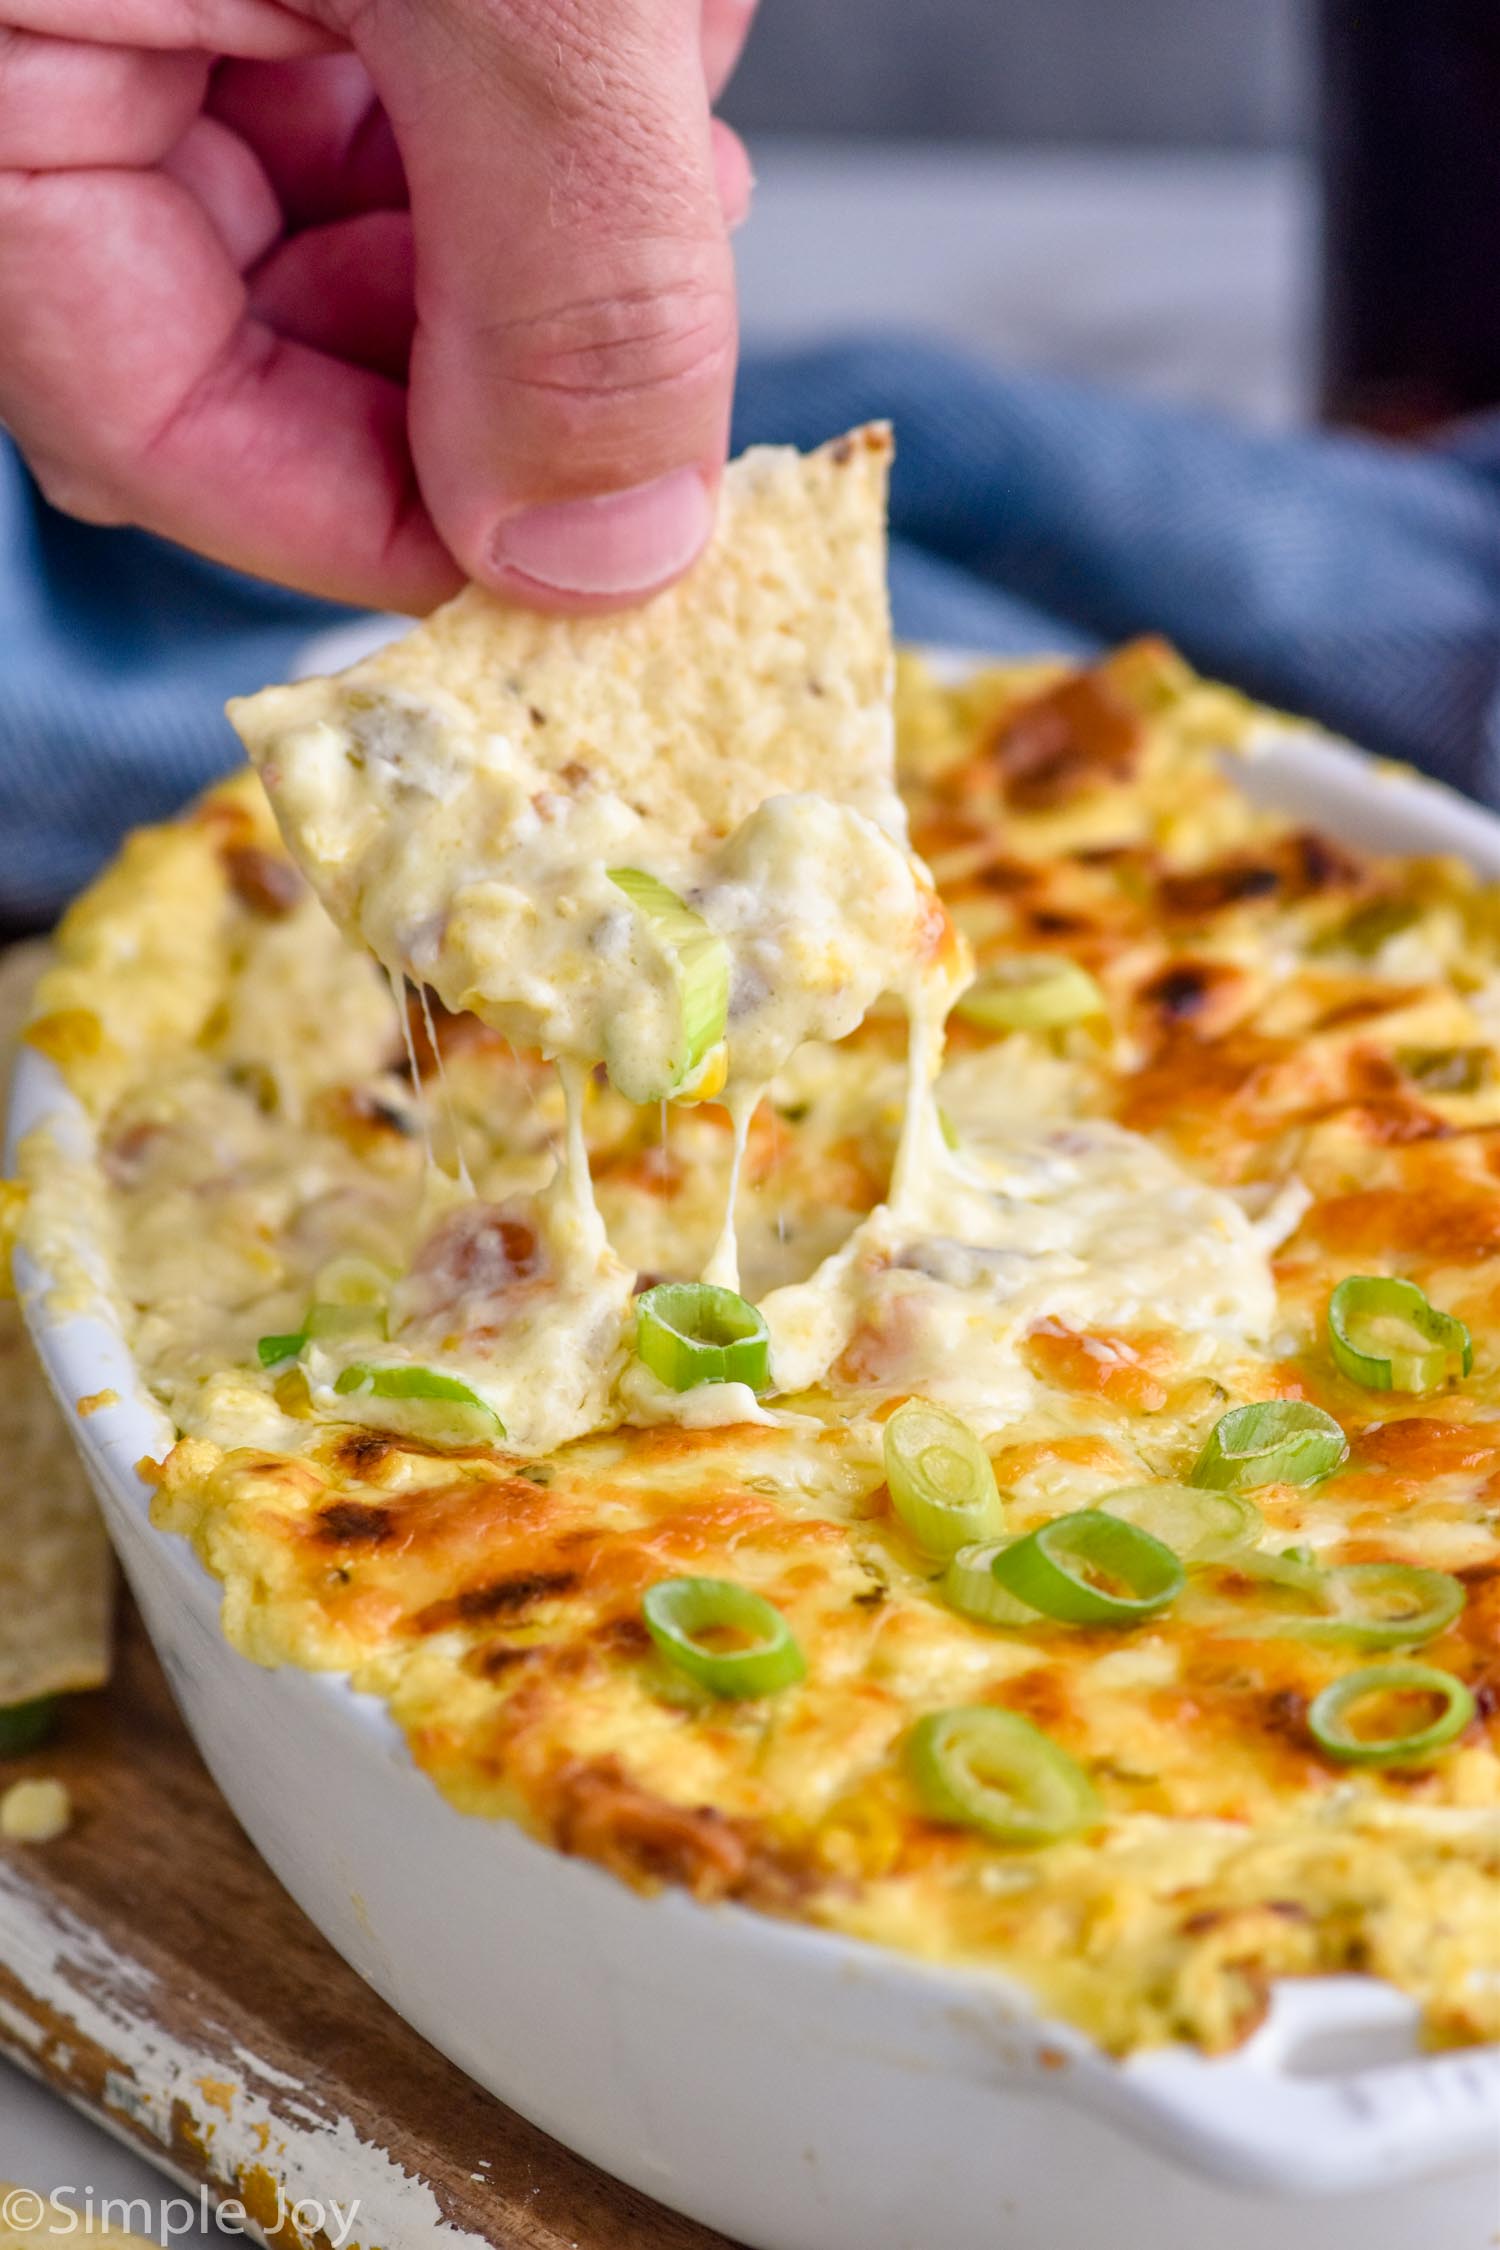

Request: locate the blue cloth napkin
(8, 333), (1500, 924)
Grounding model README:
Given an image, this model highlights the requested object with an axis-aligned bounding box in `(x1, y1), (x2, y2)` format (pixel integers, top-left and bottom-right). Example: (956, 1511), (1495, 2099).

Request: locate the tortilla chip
(0, 943), (114, 1706)
(227, 424), (898, 901)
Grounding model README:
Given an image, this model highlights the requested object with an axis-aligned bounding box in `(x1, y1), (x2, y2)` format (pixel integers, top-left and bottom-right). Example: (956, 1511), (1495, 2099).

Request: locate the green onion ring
(1228, 1544), (1326, 1599)
(1190, 1400), (1348, 1490)
(634, 1282), (770, 1392)
(954, 954), (1105, 1033)
(883, 1400), (1004, 1557)
(607, 868), (731, 1101)
(332, 1362), (504, 1442)
(258, 1257), (392, 1368)
(907, 1706), (1100, 1845)
(312, 1254), (394, 1308)
(0, 1697), (60, 1757)
(1328, 1275), (1472, 1395)
(942, 1541), (1043, 1629)
(989, 1509), (1184, 1626)
(305, 1300), (388, 1345)
(1307, 1663), (1475, 1766)
(1095, 1482), (1263, 1564)
(642, 1576), (805, 1698)
(1282, 1562), (1466, 1649)
(261, 1301), (385, 1365)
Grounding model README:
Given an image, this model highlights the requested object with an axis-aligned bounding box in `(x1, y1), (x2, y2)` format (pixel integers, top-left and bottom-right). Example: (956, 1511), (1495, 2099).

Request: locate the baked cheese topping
(16, 636), (1500, 2063)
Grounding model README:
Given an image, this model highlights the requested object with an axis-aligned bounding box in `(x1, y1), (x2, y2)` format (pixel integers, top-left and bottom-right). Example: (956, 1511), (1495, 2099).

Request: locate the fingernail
(488, 469), (715, 599)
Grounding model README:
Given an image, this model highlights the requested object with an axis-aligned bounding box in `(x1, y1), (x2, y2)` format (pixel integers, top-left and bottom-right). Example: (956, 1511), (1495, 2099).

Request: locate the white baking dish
(8, 692), (1500, 2250)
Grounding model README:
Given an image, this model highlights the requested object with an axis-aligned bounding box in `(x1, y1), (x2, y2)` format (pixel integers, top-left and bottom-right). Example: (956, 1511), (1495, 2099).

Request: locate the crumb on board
(1, 1779), (71, 1843)
(75, 1390), (118, 1418)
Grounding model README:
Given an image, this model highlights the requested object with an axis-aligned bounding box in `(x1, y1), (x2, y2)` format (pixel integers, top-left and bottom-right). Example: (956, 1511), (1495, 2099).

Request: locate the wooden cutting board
(0, 1600), (738, 2250)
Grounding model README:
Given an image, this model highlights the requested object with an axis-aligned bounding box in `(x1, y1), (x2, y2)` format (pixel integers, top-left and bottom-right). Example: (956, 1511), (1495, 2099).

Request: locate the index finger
(2, 0), (336, 55)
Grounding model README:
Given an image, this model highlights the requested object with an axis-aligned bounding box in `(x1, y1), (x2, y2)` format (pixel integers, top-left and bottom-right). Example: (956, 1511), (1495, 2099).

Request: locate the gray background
(724, 0), (1312, 147)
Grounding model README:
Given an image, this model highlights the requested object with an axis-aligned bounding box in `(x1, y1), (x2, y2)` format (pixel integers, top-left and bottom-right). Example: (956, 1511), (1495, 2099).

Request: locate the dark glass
(1319, 0), (1500, 430)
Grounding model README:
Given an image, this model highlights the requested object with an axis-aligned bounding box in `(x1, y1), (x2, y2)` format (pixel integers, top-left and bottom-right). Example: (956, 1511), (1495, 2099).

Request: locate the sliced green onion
(943, 1541), (1043, 1629)
(257, 1329), (306, 1370)
(908, 1706), (1099, 1845)
(883, 1401), (1004, 1557)
(1096, 1482), (1262, 1564)
(642, 1576), (805, 1698)
(0, 1697), (59, 1757)
(1225, 1544), (1326, 1598)
(607, 868), (730, 1101)
(332, 1361), (504, 1443)
(1205, 1553), (1463, 1650)
(1307, 1663), (1475, 1766)
(305, 1300), (388, 1344)
(257, 1258), (393, 1370)
(333, 1361), (491, 1406)
(954, 954), (1104, 1033)
(1285, 1562), (1466, 1650)
(634, 1282), (770, 1392)
(1190, 1401), (1348, 1490)
(989, 1509), (1184, 1626)
(312, 1254), (394, 1307)
(1328, 1275), (1472, 1395)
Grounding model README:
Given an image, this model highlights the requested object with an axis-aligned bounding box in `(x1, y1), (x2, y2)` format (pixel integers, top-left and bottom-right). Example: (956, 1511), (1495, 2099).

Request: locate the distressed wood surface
(0, 1602), (737, 2250)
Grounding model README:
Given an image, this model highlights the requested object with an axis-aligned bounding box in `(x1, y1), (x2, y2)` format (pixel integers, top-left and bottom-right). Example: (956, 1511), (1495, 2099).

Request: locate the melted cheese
(762, 1104), (1276, 1412)
(306, 1165), (635, 1460)
(19, 643), (1500, 2063)
(227, 434), (969, 1445)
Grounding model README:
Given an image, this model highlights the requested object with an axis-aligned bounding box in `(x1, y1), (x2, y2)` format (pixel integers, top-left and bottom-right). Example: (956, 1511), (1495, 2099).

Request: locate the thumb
(354, 0), (737, 607)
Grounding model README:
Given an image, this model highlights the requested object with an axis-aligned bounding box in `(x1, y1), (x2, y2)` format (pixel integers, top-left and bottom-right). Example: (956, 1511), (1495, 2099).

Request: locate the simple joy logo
(0, 2185), (362, 2246)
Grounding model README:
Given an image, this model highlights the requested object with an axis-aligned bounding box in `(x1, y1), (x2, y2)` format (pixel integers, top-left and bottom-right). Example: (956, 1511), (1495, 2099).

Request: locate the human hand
(0, 0), (754, 610)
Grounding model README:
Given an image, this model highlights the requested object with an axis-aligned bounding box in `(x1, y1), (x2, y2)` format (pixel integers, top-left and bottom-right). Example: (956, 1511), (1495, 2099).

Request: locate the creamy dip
(223, 431), (1277, 1462)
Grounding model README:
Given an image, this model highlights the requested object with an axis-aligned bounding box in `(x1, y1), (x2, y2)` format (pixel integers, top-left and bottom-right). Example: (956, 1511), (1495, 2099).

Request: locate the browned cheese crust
(16, 641), (1500, 2057)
